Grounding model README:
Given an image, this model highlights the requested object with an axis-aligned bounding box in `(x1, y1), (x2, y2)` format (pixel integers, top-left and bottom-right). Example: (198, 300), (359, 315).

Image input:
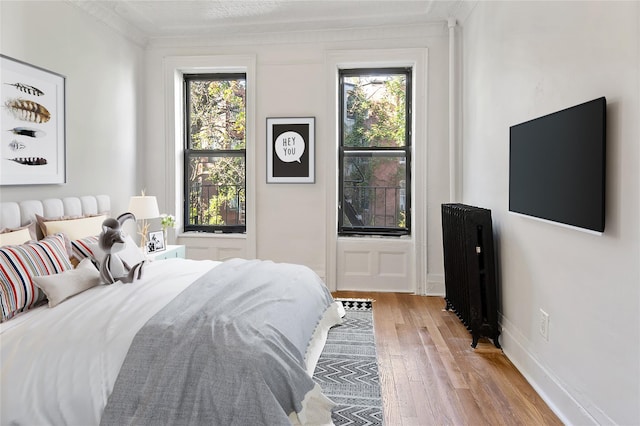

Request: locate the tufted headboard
(0, 195), (111, 231)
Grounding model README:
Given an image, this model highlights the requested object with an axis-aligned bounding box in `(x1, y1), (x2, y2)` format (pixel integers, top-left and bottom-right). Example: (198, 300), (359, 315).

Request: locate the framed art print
(266, 117), (315, 183)
(1, 55), (66, 185)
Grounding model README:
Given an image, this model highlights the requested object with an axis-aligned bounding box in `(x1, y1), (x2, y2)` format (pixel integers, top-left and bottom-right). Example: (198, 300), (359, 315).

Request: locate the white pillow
(0, 228), (33, 247)
(41, 215), (107, 241)
(33, 258), (101, 307)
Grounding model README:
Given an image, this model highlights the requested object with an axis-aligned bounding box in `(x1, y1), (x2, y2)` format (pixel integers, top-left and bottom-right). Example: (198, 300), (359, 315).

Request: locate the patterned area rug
(313, 298), (384, 425)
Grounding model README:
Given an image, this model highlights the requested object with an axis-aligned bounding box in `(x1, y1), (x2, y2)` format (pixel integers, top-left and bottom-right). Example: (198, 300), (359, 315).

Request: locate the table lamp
(128, 194), (160, 249)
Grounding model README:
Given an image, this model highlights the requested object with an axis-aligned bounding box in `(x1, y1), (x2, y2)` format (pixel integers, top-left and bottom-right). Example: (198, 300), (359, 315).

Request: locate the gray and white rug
(314, 299), (384, 426)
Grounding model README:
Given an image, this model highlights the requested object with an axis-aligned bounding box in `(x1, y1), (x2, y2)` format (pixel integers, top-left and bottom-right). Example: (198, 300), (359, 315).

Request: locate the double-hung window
(184, 73), (246, 233)
(338, 67), (412, 236)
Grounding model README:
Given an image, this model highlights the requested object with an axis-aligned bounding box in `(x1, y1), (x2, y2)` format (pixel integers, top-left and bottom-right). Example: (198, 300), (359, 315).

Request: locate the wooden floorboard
(333, 291), (563, 426)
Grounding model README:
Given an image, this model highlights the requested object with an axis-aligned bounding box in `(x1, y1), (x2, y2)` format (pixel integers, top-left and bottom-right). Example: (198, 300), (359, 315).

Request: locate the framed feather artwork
(1, 54), (66, 185)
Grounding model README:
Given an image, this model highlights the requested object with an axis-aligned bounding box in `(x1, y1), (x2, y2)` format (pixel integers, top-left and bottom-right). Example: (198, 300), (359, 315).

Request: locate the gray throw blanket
(100, 258), (335, 426)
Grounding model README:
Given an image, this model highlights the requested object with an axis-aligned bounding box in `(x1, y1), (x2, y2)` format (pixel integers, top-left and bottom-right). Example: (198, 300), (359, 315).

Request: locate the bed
(0, 195), (343, 425)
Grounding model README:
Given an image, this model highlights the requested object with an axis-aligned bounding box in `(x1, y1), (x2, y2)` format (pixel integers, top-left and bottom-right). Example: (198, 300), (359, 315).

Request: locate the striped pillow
(0, 234), (73, 322)
(71, 235), (99, 262)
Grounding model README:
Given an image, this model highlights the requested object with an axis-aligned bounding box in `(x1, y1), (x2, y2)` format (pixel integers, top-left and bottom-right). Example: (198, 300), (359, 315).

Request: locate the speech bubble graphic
(275, 131), (305, 163)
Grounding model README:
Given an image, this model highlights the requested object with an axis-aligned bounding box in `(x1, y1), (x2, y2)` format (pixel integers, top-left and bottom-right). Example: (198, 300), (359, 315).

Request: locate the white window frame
(164, 55), (257, 258)
(325, 48), (428, 293)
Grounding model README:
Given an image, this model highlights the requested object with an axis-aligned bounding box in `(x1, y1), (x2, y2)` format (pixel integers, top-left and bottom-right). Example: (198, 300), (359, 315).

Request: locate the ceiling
(69, 0), (473, 45)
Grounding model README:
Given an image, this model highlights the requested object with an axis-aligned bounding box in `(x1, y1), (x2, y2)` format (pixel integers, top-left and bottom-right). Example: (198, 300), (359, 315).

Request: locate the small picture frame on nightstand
(146, 230), (165, 253)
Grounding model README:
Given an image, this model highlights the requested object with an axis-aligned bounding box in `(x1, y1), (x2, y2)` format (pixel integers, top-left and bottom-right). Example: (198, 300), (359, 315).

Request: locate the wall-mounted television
(509, 97), (606, 233)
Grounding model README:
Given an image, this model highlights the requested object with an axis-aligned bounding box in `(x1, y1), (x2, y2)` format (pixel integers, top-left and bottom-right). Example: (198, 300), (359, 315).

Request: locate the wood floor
(332, 291), (563, 426)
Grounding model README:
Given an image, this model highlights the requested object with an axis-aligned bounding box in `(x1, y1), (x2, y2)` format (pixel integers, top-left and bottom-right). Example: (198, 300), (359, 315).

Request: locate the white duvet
(1, 259), (219, 425)
(1, 258), (342, 426)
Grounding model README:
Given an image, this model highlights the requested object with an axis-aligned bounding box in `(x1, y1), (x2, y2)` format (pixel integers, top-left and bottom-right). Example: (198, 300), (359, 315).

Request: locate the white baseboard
(499, 315), (613, 425)
(425, 273), (445, 296)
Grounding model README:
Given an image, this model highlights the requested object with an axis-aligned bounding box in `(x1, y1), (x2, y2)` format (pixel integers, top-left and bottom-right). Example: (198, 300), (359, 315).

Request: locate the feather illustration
(4, 98), (50, 123)
(4, 82), (44, 96)
(7, 157), (47, 165)
(8, 140), (26, 151)
(8, 127), (45, 138)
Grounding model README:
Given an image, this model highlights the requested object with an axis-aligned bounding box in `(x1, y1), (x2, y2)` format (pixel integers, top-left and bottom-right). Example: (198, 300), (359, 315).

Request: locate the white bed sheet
(1, 258), (219, 426)
(1, 258), (342, 426)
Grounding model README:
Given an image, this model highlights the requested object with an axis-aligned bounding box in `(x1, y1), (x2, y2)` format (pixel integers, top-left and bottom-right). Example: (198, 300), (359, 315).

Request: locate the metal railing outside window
(183, 73), (246, 233)
(187, 182), (245, 232)
(338, 67), (412, 237)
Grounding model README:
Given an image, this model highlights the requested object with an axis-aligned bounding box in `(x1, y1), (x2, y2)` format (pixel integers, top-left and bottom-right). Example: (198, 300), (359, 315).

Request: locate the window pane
(187, 77), (246, 150)
(342, 73), (407, 148)
(187, 155), (245, 227)
(342, 154), (407, 229)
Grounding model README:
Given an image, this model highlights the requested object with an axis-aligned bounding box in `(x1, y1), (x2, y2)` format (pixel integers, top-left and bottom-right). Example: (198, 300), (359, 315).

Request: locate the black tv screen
(509, 97), (606, 233)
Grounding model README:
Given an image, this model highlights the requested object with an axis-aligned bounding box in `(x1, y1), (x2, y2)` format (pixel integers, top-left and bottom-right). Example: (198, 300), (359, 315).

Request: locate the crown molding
(65, 0), (476, 50)
(66, 0), (149, 47)
(448, 0), (478, 25)
(147, 21), (448, 49)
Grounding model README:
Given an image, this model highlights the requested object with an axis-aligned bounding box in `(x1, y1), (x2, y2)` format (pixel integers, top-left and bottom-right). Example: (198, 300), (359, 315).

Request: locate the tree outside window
(184, 74), (246, 233)
(339, 68), (412, 236)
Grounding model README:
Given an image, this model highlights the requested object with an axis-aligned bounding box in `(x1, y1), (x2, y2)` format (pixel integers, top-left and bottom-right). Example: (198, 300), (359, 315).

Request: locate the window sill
(177, 231), (247, 240)
(338, 234), (412, 241)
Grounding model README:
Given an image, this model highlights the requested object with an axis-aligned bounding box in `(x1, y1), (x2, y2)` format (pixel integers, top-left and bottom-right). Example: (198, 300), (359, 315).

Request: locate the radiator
(441, 203), (500, 348)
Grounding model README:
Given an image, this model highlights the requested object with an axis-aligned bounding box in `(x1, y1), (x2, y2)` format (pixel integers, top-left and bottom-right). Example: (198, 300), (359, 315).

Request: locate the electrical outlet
(539, 309), (550, 341)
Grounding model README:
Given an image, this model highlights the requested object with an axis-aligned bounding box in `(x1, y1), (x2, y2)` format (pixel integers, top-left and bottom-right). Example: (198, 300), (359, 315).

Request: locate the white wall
(461, 2), (639, 424)
(0, 1), (143, 215)
(143, 27), (451, 287)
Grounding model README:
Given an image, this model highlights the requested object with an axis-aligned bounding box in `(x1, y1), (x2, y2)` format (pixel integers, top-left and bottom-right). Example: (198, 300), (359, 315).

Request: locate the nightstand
(147, 245), (186, 261)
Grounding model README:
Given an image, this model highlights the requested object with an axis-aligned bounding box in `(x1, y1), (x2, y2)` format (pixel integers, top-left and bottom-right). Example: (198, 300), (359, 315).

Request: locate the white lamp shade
(128, 196), (160, 220)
